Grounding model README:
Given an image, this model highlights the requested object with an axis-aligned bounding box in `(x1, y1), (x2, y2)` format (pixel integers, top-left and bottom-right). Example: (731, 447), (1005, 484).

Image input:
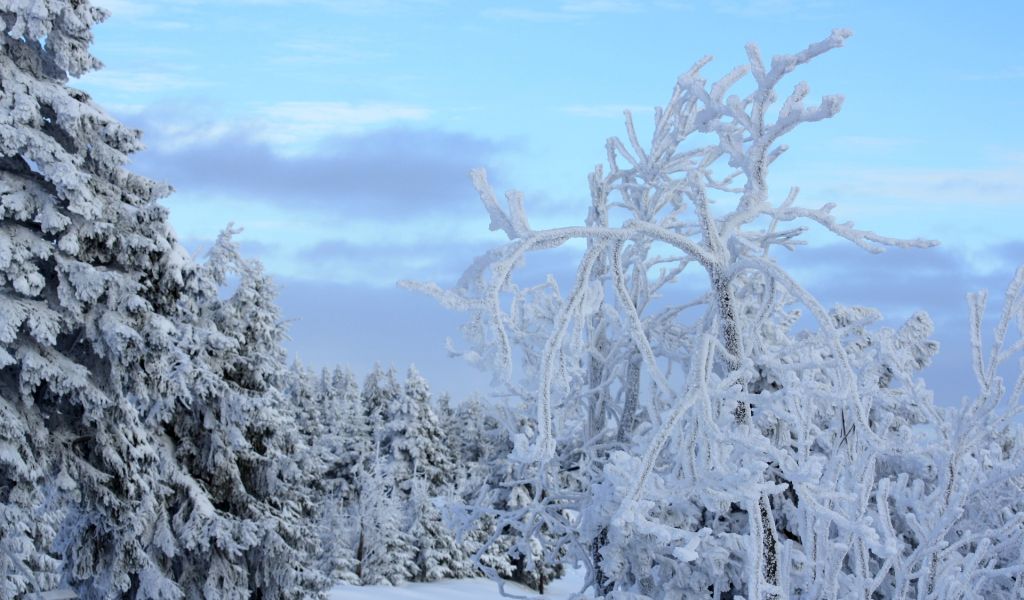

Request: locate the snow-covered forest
(2, 1), (1023, 599)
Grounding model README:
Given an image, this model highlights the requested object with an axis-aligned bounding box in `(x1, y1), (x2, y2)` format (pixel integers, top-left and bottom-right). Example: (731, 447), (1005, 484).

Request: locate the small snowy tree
(309, 366), (361, 585)
(453, 402), (568, 594)
(318, 367), (364, 500)
(389, 366), (458, 493)
(391, 367), (473, 580)
(448, 393), (492, 496)
(353, 459), (418, 586)
(406, 477), (475, 582)
(361, 364), (402, 453)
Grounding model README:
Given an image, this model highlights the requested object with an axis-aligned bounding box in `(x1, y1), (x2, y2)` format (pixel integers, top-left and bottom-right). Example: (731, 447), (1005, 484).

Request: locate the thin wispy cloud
(483, 0), (655, 21)
(830, 135), (918, 152)
(560, 0), (643, 14)
(271, 39), (390, 66)
(480, 7), (578, 22)
(822, 163), (1024, 207)
(92, 0), (158, 18)
(148, 20), (191, 30)
(118, 101), (435, 151)
(226, 0), (448, 14)
(296, 237), (494, 286)
(561, 104), (653, 118)
(80, 69), (207, 95)
(711, 0), (834, 17)
(254, 102), (431, 147)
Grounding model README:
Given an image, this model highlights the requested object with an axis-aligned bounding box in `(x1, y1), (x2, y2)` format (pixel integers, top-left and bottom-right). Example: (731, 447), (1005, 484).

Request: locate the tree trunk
(355, 528), (365, 581)
(617, 355), (642, 444)
(712, 270), (779, 597)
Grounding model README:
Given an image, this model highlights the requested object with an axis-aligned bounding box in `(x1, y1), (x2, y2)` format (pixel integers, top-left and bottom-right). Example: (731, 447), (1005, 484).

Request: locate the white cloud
(253, 102), (432, 148)
(824, 164), (1024, 206)
(562, 104), (653, 118)
(711, 0), (834, 17)
(271, 39), (390, 66)
(483, 0), (669, 21)
(78, 69), (206, 95)
(831, 135), (917, 152)
(783, 159), (1024, 251)
(111, 100), (437, 153)
(561, 0), (642, 13)
(481, 7), (578, 22)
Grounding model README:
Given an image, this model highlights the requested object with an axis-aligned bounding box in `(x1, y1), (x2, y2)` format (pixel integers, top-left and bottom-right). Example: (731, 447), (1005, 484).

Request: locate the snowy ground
(328, 569), (588, 599)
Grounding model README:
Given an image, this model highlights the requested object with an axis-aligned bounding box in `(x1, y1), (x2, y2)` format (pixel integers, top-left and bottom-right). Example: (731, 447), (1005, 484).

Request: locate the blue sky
(82, 0), (1024, 402)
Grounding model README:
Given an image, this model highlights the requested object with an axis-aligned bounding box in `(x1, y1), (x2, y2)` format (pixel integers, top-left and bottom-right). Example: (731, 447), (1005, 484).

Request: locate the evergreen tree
(389, 368), (472, 581)
(0, 1), (189, 596)
(450, 394), (491, 495)
(286, 360), (323, 453)
(353, 460), (417, 586)
(314, 487), (358, 587)
(335, 366), (371, 505)
(309, 366), (360, 586)
(406, 477), (475, 582)
(150, 229), (325, 599)
(360, 364), (401, 453)
(389, 366), (457, 493)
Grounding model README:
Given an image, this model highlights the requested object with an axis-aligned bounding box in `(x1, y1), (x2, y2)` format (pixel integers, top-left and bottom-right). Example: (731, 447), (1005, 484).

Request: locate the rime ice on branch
(404, 30), (1024, 599)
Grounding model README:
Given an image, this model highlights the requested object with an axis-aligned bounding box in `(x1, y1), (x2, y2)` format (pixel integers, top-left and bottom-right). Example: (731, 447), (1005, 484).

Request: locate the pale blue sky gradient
(82, 0), (1024, 401)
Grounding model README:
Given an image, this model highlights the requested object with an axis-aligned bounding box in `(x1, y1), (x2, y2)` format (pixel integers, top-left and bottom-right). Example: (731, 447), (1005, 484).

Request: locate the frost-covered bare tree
(406, 30), (1024, 599)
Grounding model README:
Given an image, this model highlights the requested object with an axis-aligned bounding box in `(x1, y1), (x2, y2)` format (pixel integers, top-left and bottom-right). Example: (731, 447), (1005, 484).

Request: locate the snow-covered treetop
(0, 0), (108, 78)
(404, 29), (938, 462)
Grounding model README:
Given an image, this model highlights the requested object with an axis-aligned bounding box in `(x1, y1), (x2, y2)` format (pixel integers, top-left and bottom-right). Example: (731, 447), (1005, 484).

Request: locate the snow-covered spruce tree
(337, 367), (373, 501)
(318, 366), (364, 502)
(402, 30), (1021, 598)
(360, 364), (400, 446)
(0, 1), (193, 596)
(448, 393), (492, 495)
(309, 366), (360, 585)
(286, 360), (321, 454)
(392, 366), (474, 581)
(149, 229), (326, 599)
(406, 476), (475, 582)
(279, 363), (364, 589)
(440, 394), (535, 583)
(390, 366), (457, 494)
(352, 458), (418, 586)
